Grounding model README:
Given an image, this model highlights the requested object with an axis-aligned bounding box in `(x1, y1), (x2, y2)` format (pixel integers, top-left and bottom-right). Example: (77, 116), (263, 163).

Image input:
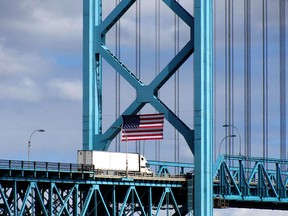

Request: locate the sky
(0, 0), (287, 215)
(0, 0), (82, 162)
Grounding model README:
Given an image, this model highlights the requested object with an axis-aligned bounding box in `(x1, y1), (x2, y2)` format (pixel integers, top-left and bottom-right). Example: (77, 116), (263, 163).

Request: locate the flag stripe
(121, 113), (164, 141)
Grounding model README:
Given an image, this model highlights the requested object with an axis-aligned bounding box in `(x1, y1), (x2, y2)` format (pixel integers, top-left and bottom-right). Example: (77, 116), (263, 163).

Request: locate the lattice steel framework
(213, 155), (288, 210)
(82, 0), (194, 151)
(0, 160), (192, 216)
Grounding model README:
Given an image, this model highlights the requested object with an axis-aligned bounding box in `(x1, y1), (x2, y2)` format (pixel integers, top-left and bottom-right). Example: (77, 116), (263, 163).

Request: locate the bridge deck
(1, 157), (288, 213)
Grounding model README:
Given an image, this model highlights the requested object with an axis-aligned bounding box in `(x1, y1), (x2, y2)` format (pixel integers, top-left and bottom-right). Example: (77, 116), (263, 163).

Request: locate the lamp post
(218, 134), (236, 156)
(28, 129), (45, 161)
(223, 124), (242, 155)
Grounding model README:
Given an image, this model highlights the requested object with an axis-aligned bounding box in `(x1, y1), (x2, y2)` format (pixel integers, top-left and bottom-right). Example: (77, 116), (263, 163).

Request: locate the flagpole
(121, 126), (129, 178)
(125, 129), (128, 178)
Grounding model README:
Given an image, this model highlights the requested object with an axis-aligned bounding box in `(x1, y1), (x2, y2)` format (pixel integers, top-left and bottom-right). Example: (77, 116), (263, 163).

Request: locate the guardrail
(0, 159), (189, 180)
(0, 159), (91, 173)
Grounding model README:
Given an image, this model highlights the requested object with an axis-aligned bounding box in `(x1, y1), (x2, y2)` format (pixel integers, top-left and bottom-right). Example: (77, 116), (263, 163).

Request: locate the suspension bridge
(0, 0), (287, 215)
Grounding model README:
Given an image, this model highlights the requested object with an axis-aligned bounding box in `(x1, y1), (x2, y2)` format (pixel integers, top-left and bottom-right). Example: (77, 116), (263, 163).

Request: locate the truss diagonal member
(213, 155), (225, 179)
(248, 162), (261, 184)
(100, 0), (136, 35)
(168, 187), (182, 215)
(149, 40), (194, 91)
(259, 164), (278, 198)
(155, 188), (181, 216)
(119, 186), (147, 216)
(95, 187), (111, 216)
(151, 97), (194, 152)
(95, 99), (145, 150)
(221, 162), (241, 196)
(57, 187), (75, 216)
(18, 182), (34, 216)
(163, 0), (194, 31)
(239, 160), (249, 196)
(51, 183), (73, 215)
(100, 44), (143, 89)
(131, 187), (147, 216)
(33, 183), (48, 216)
(119, 186), (133, 215)
(80, 185), (111, 216)
(81, 185), (96, 215)
(0, 183), (12, 216)
(276, 164), (286, 199)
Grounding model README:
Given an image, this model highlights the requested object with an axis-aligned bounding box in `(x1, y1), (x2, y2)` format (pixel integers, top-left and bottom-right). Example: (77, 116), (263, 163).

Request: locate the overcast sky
(0, 0), (287, 215)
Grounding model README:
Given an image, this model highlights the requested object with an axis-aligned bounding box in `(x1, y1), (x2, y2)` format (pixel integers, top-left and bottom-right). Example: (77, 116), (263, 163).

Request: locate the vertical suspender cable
(135, 0), (141, 154)
(213, 0), (217, 161)
(262, 0), (268, 161)
(224, 0), (228, 155)
(155, 0), (161, 161)
(244, 0), (251, 159)
(224, 0), (234, 158)
(231, 0), (235, 157)
(280, 0), (286, 161)
(174, 0), (180, 173)
(115, 0), (121, 152)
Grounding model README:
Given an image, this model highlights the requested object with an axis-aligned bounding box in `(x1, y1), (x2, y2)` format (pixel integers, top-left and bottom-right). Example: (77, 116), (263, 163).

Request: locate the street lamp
(218, 134), (236, 155)
(28, 129), (45, 161)
(223, 124), (242, 155)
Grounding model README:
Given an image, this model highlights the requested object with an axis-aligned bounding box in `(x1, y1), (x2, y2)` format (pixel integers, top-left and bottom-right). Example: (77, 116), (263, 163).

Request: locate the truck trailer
(77, 150), (152, 174)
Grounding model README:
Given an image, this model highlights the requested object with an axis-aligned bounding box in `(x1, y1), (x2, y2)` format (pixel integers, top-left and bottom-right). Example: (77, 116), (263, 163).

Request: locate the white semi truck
(77, 150), (152, 174)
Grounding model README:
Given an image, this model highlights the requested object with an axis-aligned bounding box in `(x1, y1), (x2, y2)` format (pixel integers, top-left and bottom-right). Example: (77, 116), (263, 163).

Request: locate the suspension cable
(115, 0), (121, 152)
(155, 0), (161, 161)
(213, 0), (217, 161)
(224, 0), (228, 155)
(262, 0), (268, 161)
(224, 0), (234, 157)
(135, 0), (141, 153)
(174, 0), (180, 173)
(280, 0), (286, 161)
(244, 0), (251, 159)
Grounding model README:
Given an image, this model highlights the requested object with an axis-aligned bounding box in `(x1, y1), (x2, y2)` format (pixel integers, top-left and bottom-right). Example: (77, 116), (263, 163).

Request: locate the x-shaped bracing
(95, 0), (194, 152)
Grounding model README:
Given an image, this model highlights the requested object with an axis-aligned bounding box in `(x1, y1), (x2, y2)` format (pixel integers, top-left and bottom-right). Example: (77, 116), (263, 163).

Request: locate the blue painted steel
(193, 0), (214, 215)
(148, 160), (194, 175)
(83, 0), (195, 153)
(213, 155), (288, 208)
(4, 158), (288, 213)
(83, 0), (103, 150)
(0, 159), (189, 215)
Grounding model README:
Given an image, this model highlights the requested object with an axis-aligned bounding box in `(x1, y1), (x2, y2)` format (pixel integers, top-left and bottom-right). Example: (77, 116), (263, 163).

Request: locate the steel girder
(213, 155), (288, 209)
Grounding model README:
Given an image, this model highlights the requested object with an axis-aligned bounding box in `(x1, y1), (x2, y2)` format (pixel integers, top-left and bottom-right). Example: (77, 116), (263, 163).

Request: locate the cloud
(0, 0), (82, 53)
(0, 77), (41, 102)
(0, 38), (51, 76)
(47, 79), (82, 101)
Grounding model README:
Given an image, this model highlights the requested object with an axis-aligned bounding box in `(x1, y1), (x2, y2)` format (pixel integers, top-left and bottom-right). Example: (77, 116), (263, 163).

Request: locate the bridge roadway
(0, 155), (288, 215)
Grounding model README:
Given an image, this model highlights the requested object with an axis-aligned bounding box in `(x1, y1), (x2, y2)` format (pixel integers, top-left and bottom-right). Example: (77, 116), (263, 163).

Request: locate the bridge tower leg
(193, 0), (213, 216)
(83, 0), (103, 150)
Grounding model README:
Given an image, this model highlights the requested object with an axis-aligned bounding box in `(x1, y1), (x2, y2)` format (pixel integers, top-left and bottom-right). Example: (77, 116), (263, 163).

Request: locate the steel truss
(213, 155), (288, 210)
(0, 160), (192, 216)
(0, 179), (190, 216)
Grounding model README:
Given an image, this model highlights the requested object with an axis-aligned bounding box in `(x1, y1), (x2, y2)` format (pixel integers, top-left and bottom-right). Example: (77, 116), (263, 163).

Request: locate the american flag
(121, 113), (164, 141)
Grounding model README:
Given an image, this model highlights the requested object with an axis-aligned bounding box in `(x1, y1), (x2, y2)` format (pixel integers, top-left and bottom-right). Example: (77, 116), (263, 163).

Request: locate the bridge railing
(0, 159), (85, 173)
(0, 159), (189, 180)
